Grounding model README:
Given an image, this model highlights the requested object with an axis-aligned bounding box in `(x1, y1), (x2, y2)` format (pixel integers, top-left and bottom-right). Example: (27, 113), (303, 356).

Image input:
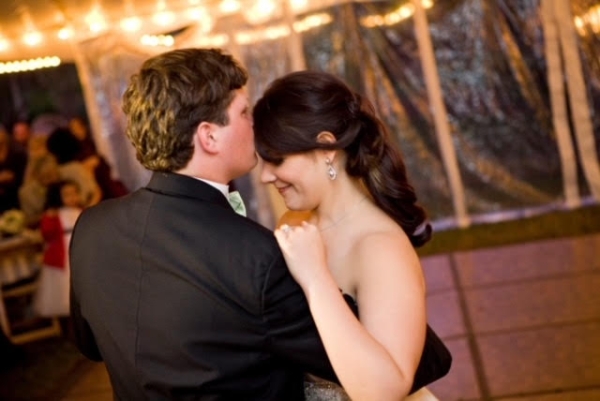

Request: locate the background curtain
(73, 0), (600, 230)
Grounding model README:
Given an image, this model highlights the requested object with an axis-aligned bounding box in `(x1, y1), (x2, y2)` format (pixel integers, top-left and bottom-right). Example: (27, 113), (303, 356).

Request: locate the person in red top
(34, 180), (82, 318)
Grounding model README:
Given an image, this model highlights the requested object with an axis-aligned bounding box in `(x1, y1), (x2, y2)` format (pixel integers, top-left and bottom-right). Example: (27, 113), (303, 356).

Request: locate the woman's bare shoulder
(351, 223), (419, 269)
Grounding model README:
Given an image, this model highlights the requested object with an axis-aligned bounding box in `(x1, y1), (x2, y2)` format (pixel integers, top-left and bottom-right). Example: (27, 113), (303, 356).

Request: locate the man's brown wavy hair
(122, 48), (248, 172)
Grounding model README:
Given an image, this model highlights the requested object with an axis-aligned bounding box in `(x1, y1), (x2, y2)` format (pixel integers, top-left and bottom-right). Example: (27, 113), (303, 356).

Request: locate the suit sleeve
(261, 252), (338, 382)
(70, 283), (103, 361)
(69, 214), (103, 362)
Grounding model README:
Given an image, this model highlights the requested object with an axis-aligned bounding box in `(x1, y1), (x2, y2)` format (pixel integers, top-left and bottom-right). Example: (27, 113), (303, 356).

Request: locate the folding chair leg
(0, 289), (12, 337)
(11, 317), (62, 345)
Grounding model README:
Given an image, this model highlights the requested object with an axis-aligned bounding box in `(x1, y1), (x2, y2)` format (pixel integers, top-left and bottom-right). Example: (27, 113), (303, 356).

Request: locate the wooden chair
(0, 280), (62, 344)
(0, 232), (62, 344)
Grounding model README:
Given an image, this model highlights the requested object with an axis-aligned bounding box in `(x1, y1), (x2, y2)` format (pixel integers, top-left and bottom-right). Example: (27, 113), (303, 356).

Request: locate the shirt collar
(192, 177), (229, 199)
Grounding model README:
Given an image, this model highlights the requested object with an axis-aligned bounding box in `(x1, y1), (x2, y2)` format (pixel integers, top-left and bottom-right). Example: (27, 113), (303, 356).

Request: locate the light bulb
(23, 31), (43, 46)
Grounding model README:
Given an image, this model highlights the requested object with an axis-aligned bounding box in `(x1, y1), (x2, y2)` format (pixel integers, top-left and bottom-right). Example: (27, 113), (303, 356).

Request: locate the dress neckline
(341, 292), (358, 317)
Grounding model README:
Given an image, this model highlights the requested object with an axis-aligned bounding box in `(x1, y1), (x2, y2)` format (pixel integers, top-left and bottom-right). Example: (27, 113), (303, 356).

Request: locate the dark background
(0, 63), (87, 130)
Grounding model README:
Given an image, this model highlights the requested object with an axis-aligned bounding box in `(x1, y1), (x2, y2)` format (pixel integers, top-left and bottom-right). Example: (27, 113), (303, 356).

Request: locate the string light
(0, 38), (10, 52)
(152, 1), (176, 27)
(140, 34), (175, 47)
(236, 13), (332, 45)
(23, 31), (43, 46)
(0, 0), (440, 67)
(294, 13), (332, 32)
(245, 0), (278, 25)
(195, 34), (229, 48)
(220, 0), (241, 14)
(120, 17), (142, 32)
(187, 7), (214, 34)
(58, 26), (74, 40)
(85, 6), (108, 33)
(0, 56), (61, 74)
(575, 4), (600, 35)
(290, 0), (309, 12)
(236, 25), (289, 44)
(361, 0), (434, 28)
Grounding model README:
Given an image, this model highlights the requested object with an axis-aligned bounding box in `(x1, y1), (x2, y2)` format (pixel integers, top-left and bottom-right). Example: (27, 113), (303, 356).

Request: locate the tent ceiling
(0, 0), (204, 62)
(0, 0), (341, 63)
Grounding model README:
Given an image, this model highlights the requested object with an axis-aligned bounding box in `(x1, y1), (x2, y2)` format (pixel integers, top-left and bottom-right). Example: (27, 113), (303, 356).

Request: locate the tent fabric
(73, 0), (600, 230)
(544, 0), (600, 200)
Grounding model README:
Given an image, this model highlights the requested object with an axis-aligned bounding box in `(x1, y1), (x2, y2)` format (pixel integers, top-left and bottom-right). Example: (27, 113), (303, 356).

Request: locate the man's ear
(196, 122), (219, 154)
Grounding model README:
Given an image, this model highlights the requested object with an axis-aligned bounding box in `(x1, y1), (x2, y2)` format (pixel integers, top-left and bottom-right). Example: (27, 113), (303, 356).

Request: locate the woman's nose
(260, 163), (276, 184)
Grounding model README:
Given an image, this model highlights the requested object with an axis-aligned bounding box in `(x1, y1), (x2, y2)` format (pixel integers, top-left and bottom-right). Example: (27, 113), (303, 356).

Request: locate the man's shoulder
(74, 191), (146, 237)
(78, 191), (134, 218)
(236, 215), (277, 240)
(218, 215), (284, 270)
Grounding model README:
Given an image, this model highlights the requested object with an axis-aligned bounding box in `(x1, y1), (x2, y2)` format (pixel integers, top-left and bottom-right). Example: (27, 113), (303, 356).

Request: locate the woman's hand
(274, 221), (329, 290)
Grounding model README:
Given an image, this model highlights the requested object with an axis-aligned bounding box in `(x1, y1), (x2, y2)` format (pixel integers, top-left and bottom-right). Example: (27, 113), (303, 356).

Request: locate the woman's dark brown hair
(253, 71), (431, 247)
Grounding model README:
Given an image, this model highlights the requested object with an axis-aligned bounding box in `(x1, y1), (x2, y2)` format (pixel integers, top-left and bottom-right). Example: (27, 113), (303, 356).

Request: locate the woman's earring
(326, 158), (337, 180)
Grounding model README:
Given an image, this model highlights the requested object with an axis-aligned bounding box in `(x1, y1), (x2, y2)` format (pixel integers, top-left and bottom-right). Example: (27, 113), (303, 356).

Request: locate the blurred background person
(18, 136), (61, 227)
(0, 125), (27, 213)
(10, 120), (31, 157)
(46, 127), (102, 208)
(33, 180), (83, 336)
(69, 116), (128, 200)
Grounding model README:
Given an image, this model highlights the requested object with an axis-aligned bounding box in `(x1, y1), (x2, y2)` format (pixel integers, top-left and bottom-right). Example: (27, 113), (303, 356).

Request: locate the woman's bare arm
(275, 223), (426, 400)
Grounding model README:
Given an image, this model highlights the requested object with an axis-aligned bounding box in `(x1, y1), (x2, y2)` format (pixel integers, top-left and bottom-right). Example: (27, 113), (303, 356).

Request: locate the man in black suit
(70, 48), (336, 400)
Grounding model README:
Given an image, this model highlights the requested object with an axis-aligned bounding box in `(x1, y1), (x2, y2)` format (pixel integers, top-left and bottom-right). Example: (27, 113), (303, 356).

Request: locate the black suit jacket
(70, 172), (336, 400)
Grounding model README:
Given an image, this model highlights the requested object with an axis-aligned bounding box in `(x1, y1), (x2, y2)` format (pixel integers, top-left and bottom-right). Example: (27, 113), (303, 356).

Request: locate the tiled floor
(61, 362), (112, 401)
(424, 233), (600, 400)
(59, 233), (600, 400)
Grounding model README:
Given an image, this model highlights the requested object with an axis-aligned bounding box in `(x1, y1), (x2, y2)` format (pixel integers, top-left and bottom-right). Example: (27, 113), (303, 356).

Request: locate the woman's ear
(316, 131), (336, 145)
(196, 122), (218, 154)
(316, 131), (337, 164)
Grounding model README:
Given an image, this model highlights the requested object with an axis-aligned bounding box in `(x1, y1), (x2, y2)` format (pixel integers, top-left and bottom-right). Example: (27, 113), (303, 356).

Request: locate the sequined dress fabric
(304, 376), (351, 401)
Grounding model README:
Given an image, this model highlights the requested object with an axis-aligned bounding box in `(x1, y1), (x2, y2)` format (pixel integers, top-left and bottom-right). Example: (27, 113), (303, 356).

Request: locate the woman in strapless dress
(254, 71), (442, 400)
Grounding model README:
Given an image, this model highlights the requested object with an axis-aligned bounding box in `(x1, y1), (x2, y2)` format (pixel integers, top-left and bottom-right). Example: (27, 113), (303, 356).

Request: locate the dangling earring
(326, 158), (337, 180)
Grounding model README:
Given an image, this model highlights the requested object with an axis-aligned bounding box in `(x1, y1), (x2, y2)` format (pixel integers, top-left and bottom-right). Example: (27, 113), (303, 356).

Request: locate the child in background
(33, 180), (83, 320)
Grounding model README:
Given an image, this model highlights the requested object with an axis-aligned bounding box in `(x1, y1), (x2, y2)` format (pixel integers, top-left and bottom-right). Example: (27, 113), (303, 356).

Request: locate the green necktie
(227, 191), (247, 217)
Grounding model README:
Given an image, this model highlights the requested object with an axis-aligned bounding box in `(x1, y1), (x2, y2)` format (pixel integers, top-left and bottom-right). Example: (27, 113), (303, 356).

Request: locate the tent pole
(264, 0), (308, 225)
(554, 0), (600, 200)
(412, 0), (470, 227)
(69, 39), (117, 178)
(540, 0), (580, 208)
(284, 0), (307, 72)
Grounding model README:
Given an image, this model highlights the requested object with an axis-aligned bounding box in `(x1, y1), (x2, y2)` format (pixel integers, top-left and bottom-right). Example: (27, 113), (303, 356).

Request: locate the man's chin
(246, 156), (259, 172)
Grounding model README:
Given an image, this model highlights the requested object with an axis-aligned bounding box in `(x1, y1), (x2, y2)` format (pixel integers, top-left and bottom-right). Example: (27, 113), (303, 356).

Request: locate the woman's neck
(315, 178), (369, 232)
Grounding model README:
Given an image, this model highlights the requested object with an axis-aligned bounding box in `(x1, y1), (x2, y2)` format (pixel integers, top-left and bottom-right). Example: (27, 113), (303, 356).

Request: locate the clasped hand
(274, 222), (330, 290)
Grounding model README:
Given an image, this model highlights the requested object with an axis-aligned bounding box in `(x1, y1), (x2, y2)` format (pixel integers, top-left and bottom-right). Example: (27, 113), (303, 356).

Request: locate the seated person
(0, 126), (27, 213)
(69, 117), (128, 199)
(46, 128), (102, 208)
(11, 120), (31, 156)
(19, 136), (61, 227)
